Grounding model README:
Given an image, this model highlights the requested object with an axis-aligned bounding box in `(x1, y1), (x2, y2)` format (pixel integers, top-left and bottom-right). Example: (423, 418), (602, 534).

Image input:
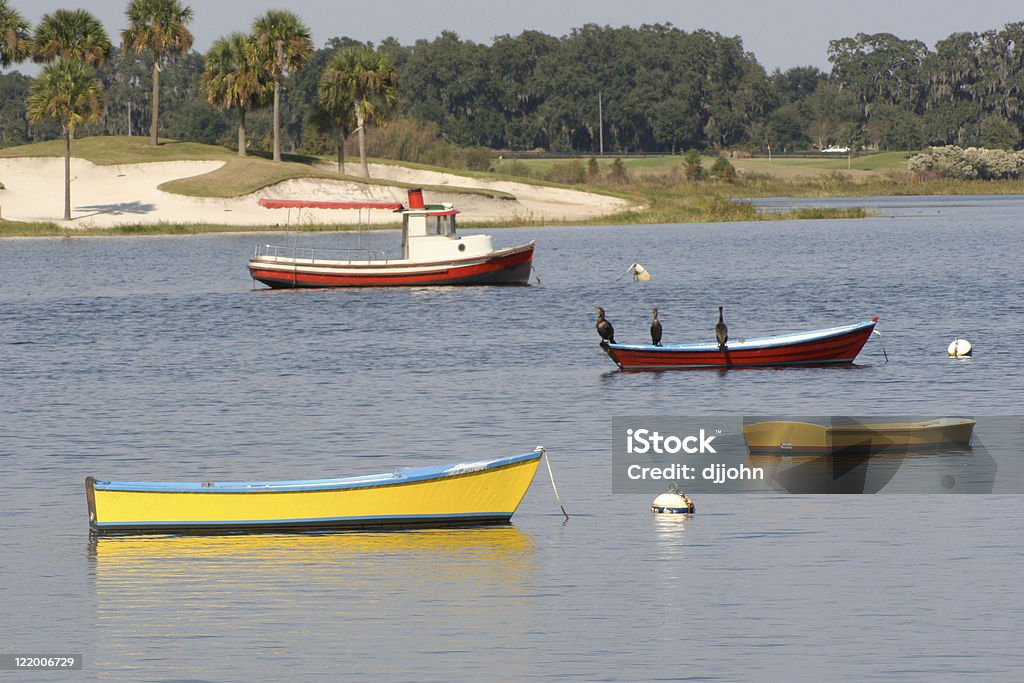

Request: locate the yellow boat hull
(87, 450), (543, 534)
(742, 418), (975, 455)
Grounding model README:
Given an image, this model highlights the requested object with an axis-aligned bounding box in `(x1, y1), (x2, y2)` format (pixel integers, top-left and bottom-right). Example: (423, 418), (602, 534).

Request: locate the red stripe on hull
(605, 324), (875, 370)
(250, 245), (534, 288)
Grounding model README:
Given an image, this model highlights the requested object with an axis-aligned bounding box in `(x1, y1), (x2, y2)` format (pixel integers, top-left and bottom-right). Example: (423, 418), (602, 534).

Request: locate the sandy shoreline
(0, 158), (632, 228)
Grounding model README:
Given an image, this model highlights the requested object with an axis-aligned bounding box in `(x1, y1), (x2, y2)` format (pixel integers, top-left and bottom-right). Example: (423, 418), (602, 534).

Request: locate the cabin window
(429, 215), (456, 236)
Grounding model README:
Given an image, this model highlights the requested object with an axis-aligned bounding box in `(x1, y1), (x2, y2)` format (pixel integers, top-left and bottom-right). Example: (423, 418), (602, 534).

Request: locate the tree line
(4, 1), (1024, 167)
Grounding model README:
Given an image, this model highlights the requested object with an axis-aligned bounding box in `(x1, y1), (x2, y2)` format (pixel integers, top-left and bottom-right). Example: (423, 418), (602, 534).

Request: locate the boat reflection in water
(89, 527), (538, 678)
(747, 443), (990, 494)
(90, 525), (536, 580)
(737, 416), (987, 494)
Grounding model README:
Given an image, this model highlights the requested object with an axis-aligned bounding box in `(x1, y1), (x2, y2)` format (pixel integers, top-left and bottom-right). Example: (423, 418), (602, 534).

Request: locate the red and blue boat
(248, 189), (534, 288)
(601, 318), (878, 370)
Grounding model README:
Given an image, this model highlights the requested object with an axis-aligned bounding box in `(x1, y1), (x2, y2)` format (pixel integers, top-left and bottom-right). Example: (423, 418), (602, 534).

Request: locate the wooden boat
(601, 318), (878, 370)
(742, 418), (975, 454)
(248, 189), (535, 287)
(86, 448), (544, 534)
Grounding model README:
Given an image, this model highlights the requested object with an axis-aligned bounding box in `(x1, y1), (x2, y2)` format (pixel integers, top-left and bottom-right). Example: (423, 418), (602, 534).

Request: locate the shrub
(502, 160), (535, 178)
(683, 148), (705, 180)
(607, 158), (628, 184)
(462, 146), (494, 171)
(908, 145), (1024, 180)
(710, 156), (736, 181)
(546, 160), (586, 184)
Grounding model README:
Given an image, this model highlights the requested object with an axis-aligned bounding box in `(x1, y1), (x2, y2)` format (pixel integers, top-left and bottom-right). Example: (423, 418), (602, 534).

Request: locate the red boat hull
(249, 243), (534, 288)
(603, 320), (877, 370)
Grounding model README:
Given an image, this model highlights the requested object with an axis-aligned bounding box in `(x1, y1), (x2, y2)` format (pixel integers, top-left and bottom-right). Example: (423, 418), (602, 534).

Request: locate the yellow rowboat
(741, 418), (975, 455)
(86, 448), (544, 534)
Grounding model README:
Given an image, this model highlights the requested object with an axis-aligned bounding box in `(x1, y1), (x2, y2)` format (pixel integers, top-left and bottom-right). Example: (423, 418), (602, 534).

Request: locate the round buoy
(948, 338), (972, 357)
(651, 484), (695, 514)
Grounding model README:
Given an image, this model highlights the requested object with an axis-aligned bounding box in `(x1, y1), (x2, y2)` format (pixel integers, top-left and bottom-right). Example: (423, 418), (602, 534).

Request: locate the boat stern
(85, 476), (99, 531)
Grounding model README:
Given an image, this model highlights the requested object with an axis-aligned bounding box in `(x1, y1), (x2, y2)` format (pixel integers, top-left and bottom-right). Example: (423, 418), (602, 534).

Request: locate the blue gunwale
(607, 320), (875, 352)
(92, 450), (543, 494)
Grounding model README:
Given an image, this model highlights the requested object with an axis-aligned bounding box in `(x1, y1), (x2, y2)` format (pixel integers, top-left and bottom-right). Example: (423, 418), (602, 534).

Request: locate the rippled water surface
(2, 198), (1023, 680)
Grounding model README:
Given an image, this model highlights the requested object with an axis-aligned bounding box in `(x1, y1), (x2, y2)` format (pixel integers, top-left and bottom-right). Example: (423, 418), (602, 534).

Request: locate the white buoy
(651, 483), (695, 514)
(948, 338), (972, 357)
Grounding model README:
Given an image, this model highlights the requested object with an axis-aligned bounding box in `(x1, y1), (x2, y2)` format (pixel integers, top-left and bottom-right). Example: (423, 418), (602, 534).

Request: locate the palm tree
(319, 46), (398, 177)
(252, 10), (312, 162)
(33, 8), (112, 65)
(201, 33), (269, 157)
(121, 0), (194, 146)
(0, 0), (32, 67)
(26, 59), (105, 220)
(315, 70), (357, 173)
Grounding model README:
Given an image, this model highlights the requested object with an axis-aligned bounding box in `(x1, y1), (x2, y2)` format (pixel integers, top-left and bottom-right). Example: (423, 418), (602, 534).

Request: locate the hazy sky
(7, 0), (1024, 72)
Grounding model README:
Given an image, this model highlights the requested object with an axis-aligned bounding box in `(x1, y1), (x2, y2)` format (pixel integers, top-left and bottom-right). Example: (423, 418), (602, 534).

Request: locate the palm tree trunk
(238, 108), (247, 157)
(273, 41), (283, 162)
(63, 127), (71, 221)
(273, 79), (281, 162)
(150, 59), (160, 146)
(357, 110), (368, 177)
(337, 132), (345, 174)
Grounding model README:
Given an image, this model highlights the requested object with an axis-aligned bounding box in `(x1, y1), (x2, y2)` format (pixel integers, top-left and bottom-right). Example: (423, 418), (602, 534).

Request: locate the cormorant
(595, 306), (616, 345)
(650, 308), (662, 346)
(716, 306), (728, 351)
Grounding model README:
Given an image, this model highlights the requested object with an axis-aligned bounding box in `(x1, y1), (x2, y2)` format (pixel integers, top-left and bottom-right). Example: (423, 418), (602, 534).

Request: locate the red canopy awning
(258, 198), (404, 210)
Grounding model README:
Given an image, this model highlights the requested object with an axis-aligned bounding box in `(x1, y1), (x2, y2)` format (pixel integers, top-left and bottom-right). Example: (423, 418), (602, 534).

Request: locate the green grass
(0, 136), (239, 164)
(493, 151), (916, 176)
(157, 157), (344, 197)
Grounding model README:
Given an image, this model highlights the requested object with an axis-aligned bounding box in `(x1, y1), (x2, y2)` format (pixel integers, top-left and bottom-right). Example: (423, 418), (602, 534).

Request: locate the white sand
(0, 157), (632, 228)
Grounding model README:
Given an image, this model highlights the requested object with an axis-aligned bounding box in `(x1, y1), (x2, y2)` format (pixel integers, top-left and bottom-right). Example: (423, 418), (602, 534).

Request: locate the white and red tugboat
(248, 189), (535, 288)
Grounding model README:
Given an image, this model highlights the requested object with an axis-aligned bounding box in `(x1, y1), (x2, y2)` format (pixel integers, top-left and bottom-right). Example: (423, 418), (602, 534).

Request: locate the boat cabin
(400, 189), (494, 262)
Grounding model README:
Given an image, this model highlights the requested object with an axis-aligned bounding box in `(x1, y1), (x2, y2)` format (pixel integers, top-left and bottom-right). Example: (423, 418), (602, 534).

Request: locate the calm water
(2, 197), (1024, 681)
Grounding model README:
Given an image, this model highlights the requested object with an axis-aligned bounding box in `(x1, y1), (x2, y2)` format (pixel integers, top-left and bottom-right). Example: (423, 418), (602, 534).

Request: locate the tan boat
(741, 418), (975, 455)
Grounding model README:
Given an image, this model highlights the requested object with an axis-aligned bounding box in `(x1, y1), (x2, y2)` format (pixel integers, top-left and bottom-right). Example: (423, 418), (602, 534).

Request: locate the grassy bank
(2, 139), (1020, 237)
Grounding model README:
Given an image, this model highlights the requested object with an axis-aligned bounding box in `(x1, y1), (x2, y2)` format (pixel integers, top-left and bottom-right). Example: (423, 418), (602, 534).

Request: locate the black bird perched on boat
(716, 306), (728, 351)
(595, 306), (616, 345)
(650, 308), (662, 346)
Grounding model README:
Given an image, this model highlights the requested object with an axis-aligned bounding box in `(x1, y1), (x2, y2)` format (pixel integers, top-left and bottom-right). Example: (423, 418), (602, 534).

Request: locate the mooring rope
(872, 329), (889, 363)
(540, 446), (569, 520)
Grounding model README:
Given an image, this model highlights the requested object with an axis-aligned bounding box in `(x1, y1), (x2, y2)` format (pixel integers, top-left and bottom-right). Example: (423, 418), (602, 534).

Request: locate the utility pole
(598, 91), (604, 156)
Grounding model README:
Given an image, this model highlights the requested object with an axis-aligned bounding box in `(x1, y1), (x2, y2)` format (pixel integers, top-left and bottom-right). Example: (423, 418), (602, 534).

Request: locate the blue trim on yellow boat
(92, 450), (542, 494)
(93, 511), (511, 529)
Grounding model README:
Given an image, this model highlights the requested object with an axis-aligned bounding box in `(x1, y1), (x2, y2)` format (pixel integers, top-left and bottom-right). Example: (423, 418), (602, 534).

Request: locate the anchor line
(541, 447), (569, 520)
